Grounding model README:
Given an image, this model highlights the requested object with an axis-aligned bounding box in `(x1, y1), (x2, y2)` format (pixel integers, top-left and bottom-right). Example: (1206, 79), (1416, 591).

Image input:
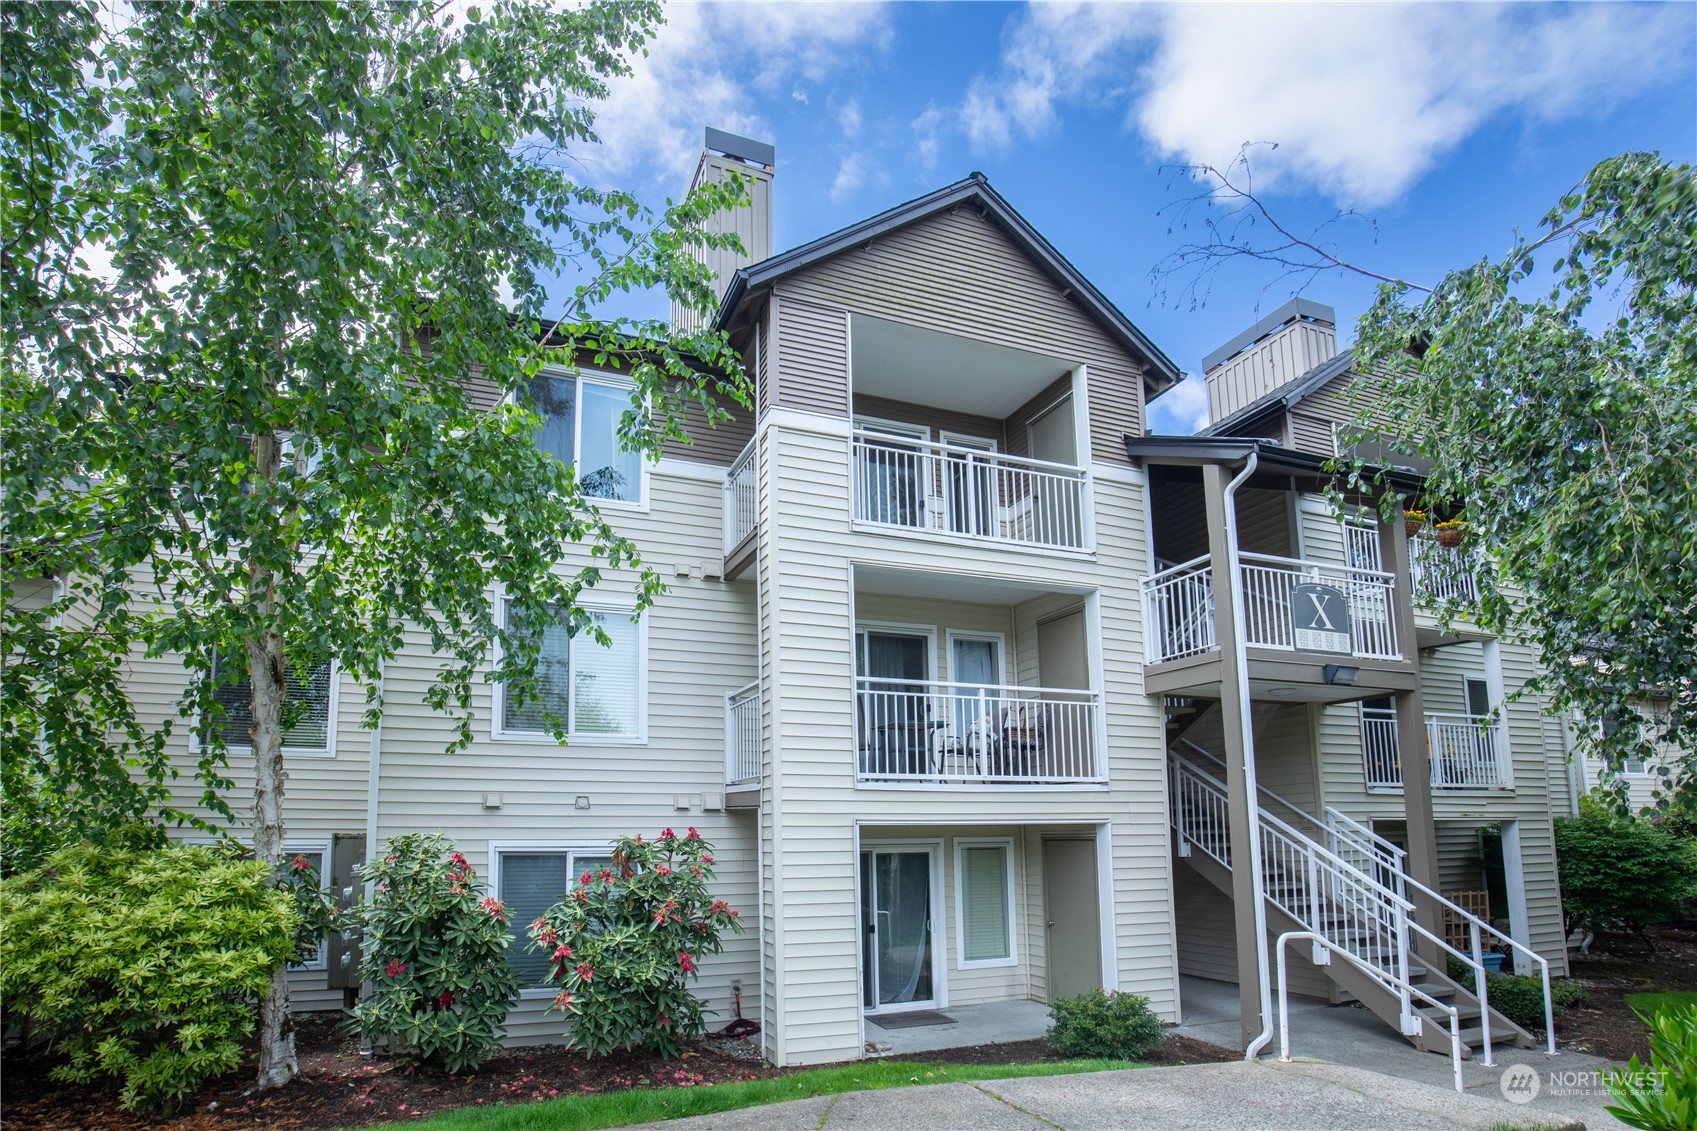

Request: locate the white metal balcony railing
(1410, 532), (1479, 607)
(1361, 708), (1511, 790)
(724, 681), (761, 788)
(855, 677), (1102, 785)
(1142, 553), (1400, 664)
(851, 430), (1090, 552)
(722, 440), (758, 555)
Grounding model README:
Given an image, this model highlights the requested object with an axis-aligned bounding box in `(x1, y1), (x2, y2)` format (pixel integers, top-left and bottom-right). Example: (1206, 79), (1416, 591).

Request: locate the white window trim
(954, 837), (1017, 970)
(491, 600), (649, 745)
(858, 837), (949, 1014)
(190, 661), (340, 759)
(489, 841), (617, 998)
(853, 415), (930, 441)
(938, 430), (998, 453)
(854, 621), (939, 681)
(522, 365), (652, 512)
(944, 630), (1007, 686)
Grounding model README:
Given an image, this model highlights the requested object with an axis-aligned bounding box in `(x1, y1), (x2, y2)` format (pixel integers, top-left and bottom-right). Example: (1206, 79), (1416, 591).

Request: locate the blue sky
(562, 1), (1696, 434)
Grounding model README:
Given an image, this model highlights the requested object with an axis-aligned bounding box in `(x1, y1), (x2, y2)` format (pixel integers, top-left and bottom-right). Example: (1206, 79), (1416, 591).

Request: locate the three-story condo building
(129, 130), (1577, 1067)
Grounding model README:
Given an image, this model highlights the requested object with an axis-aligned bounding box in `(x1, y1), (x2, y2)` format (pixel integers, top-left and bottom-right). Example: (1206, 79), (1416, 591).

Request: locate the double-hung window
(955, 838), (1016, 967)
(495, 602), (645, 742)
(528, 370), (646, 506)
(492, 846), (616, 990)
(205, 652), (335, 757)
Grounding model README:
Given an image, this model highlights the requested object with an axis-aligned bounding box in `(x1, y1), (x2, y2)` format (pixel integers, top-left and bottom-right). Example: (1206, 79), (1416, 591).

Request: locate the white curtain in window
(573, 612), (640, 735)
(961, 844), (1011, 961)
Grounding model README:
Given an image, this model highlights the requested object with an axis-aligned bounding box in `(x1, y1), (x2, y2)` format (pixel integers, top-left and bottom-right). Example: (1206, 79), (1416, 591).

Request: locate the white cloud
(957, 2), (1690, 206)
(910, 104), (947, 171)
(829, 153), (868, 202)
(583, 2), (891, 192)
(1148, 374), (1209, 436)
(837, 97), (863, 140)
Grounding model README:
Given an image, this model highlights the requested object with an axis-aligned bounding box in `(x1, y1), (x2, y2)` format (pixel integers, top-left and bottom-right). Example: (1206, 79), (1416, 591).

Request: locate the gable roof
(1200, 348), (1357, 438)
(713, 172), (1181, 397)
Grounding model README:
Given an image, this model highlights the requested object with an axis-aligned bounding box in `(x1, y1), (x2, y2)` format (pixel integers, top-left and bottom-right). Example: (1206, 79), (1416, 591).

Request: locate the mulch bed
(1, 1014), (1237, 1131)
(1557, 923), (1697, 1062)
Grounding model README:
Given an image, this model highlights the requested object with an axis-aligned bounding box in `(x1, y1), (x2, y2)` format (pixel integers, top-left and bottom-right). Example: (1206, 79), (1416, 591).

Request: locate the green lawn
(1623, 990), (1697, 1019)
(392, 1057), (1137, 1131)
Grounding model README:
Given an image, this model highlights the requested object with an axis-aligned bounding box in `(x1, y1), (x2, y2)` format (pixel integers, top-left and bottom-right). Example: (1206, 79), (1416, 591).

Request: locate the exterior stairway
(1168, 748), (1543, 1061)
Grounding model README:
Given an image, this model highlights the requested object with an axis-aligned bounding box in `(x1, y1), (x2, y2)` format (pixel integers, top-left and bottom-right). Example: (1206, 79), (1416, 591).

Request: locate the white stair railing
(1170, 753), (1550, 1061)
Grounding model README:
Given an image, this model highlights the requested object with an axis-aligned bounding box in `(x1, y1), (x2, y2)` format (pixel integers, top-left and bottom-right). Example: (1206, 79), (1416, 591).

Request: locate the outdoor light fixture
(1322, 664), (1360, 686)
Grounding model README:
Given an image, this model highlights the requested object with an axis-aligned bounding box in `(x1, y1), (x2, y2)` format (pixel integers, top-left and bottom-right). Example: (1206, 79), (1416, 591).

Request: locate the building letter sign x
(1290, 583), (1353, 655)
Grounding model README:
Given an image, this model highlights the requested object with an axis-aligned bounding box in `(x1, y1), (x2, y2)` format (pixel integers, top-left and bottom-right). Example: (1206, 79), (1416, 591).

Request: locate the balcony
(724, 681), (761, 794)
(855, 677), (1103, 786)
(722, 440), (758, 579)
(1361, 708), (1511, 790)
(1142, 553), (1400, 665)
(1410, 533), (1478, 608)
(850, 430), (1090, 553)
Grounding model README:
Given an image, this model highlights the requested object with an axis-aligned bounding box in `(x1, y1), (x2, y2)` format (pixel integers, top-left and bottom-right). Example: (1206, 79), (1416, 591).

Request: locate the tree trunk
(248, 426), (297, 1091)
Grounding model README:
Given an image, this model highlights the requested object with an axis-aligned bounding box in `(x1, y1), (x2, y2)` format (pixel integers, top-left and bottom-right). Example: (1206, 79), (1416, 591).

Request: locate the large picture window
(956, 839), (1015, 967)
(492, 847), (615, 989)
(206, 653), (334, 756)
(497, 602), (644, 741)
(527, 371), (645, 505)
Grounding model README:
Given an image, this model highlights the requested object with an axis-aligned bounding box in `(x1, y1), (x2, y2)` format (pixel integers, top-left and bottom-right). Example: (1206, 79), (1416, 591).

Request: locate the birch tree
(2, 0), (748, 1090)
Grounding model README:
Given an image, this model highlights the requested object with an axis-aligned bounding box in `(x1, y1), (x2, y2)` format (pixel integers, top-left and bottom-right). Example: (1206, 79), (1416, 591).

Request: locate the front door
(860, 847), (938, 1011)
(1043, 837), (1101, 1000)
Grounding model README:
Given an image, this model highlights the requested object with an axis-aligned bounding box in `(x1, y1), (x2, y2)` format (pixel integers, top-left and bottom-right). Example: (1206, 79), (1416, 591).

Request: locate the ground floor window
(956, 839), (1015, 966)
(492, 847), (615, 989)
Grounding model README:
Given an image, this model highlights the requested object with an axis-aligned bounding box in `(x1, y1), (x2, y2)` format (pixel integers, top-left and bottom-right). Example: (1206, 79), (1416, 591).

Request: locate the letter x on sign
(1290, 583), (1352, 655)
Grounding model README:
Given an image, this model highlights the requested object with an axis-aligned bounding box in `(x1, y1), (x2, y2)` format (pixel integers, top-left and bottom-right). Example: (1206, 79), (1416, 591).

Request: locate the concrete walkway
(864, 1000), (1052, 1056)
(634, 1058), (1583, 1130)
(1172, 975), (1628, 1129)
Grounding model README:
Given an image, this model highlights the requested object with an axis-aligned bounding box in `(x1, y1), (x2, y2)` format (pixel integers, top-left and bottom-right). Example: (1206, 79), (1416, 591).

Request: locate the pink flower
(531, 916), (547, 932)
(481, 896), (506, 919)
(599, 867), (613, 882)
(659, 1014), (671, 1026)
(554, 990), (573, 1010)
(290, 855), (312, 872)
(655, 865), (671, 877)
(661, 827), (675, 839)
(579, 871), (593, 886)
(450, 851), (470, 868)
(385, 959), (407, 978)
(679, 952), (696, 974)
(576, 962), (594, 982)
(439, 991), (454, 1010)
(702, 855), (714, 865)
(553, 944), (573, 960)
(538, 926), (559, 945)
(687, 827), (699, 839)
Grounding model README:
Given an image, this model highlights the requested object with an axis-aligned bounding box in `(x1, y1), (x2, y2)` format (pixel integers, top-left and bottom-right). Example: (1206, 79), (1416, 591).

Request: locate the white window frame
(854, 621), (938, 681)
(954, 837), (1017, 970)
(489, 841), (617, 997)
(944, 630), (1007, 686)
(491, 599), (648, 745)
(521, 365), (651, 511)
(190, 659), (339, 759)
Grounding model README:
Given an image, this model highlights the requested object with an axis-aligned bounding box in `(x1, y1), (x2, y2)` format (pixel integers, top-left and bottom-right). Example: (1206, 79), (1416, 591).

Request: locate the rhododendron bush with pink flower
(348, 833), (518, 1071)
(530, 828), (742, 1058)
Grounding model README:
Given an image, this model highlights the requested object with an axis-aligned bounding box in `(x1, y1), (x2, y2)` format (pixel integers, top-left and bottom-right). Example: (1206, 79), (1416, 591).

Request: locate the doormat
(868, 1010), (957, 1030)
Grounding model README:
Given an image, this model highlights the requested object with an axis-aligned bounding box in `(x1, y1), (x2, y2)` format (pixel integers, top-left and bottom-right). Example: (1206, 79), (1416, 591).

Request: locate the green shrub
(1605, 1003), (1697, 1131)
(529, 827), (743, 1058)
(1046, 989), (1164, 1060)
(1554, 810), (1697, 947)
(0, 842), (295, 1112)
(348, 834), (519, 1072)
(1444, 955), (1586, 1030)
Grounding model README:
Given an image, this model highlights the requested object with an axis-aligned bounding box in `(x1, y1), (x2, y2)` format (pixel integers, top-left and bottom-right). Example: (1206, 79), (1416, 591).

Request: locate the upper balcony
(850, 429), (1089, 553)
(1361, 705), (1512, 791)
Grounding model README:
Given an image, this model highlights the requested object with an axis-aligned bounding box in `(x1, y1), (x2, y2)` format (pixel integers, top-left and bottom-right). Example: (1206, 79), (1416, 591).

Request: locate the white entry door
(860, 845), (941, 1012)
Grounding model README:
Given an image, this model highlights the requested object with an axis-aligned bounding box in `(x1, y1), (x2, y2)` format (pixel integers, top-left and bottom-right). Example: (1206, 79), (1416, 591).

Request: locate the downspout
(750, 318), (770, 1056)
(1225, 451), (1278, 1061)
(359, 656), (385, 1054)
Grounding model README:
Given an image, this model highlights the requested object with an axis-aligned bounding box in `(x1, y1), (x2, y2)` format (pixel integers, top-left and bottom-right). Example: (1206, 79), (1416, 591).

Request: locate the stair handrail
(1275, 931), (1464, 1094)
(1171, 754), (1415, 910)
(1323, 807), (1410, 899)
(1171, 753), (1511, 1064)
(1175, 739), (1329, 841)
(1395, 868), (1557, 1056)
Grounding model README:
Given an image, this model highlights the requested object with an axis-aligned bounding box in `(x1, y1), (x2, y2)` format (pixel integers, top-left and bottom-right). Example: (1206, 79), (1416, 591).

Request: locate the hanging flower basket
(1403, 509), (1427, 539)
(1434, 520), (1468, 548)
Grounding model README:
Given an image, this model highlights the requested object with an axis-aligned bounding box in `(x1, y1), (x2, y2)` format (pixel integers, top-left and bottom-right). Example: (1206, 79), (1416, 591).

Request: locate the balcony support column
(1382, 503), (1443, 964)
(1203, 463), (1266, 1048)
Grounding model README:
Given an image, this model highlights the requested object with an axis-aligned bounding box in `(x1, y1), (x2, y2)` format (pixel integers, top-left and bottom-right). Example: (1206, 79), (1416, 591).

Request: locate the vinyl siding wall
(756, 414), (1175, 1064)
(773, 208), (1150, 458)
